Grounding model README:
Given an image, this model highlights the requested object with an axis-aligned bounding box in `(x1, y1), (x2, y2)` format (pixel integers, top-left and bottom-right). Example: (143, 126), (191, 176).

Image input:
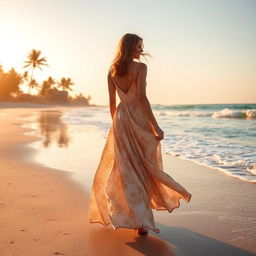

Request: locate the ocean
(62, 103), (256, 183)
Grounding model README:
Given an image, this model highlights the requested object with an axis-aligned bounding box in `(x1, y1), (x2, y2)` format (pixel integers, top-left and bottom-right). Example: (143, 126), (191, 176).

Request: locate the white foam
(212, 108), (256, 119)
(247, 163), (256, 175)
(157, 111), (212, 117)
(156, 108), (256, 119)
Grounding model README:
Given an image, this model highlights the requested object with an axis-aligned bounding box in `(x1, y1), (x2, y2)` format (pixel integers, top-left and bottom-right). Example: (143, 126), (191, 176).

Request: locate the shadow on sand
(88, 223), (255, 256)
(88, 225), (175, 256)
(153, 223), (255, 256)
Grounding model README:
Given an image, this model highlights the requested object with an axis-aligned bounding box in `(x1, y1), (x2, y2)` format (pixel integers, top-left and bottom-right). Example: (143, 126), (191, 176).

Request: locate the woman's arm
(107, 71), (116, 119)
(136, 63), (164, 140)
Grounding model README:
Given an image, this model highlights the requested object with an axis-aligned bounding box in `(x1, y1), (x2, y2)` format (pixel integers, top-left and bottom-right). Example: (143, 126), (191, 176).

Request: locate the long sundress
(88, 67), (190, 233)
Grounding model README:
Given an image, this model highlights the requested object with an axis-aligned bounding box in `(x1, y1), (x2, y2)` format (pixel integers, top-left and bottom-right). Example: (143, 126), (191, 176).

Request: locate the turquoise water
(62, 103), (256, 183)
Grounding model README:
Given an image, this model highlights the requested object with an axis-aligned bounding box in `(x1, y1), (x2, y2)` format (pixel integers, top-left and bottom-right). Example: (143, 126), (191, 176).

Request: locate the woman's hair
(110, 33), (143, 77)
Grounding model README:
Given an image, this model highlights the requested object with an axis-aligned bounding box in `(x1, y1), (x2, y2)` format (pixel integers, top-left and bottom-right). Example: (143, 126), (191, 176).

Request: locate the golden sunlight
(0, 35), (26, 72)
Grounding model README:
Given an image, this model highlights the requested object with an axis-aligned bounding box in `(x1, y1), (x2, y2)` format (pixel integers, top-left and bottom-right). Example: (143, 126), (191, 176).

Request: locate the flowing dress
(88, 66), (190, 233)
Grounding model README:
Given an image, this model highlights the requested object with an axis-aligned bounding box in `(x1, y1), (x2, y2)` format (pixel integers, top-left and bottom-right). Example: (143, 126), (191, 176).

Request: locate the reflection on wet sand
(37, 110), (69, 148)
(29, 110), (105, 190)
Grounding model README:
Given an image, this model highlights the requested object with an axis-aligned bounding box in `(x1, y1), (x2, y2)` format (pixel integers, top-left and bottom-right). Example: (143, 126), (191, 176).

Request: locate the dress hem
(88, 193), (190, 234)
(152, 194), (186, 213)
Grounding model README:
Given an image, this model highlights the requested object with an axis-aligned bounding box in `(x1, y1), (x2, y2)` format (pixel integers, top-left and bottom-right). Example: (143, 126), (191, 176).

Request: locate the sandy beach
(0, 103), (255, 256)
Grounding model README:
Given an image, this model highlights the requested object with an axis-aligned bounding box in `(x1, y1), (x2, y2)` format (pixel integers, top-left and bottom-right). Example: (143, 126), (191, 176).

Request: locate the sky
(0, 0), (255, 105)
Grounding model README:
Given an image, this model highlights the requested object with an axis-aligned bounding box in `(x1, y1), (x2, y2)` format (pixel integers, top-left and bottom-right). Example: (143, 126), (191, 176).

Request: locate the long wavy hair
(110, 33), (143, 77)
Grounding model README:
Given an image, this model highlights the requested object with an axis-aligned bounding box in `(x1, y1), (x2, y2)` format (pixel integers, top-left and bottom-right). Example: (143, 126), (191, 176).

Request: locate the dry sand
(0, 104), (255, 256)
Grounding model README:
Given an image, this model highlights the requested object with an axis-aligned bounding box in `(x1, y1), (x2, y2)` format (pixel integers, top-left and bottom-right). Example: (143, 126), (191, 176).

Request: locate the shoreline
(0, 106), (255, 255)
(17, 100), (255, 184)
(167, 153), (256, 184)
(0, 101), (105, 109)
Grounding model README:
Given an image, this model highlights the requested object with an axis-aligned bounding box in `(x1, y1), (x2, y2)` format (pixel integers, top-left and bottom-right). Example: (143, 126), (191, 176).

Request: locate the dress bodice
(112, 79), (137, 102)
(111, 62), (138, 103)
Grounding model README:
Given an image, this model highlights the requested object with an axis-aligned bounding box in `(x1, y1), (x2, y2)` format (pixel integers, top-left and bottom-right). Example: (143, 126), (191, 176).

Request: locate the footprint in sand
(47, 218), (57, 221)
(53, 252), (65, 255)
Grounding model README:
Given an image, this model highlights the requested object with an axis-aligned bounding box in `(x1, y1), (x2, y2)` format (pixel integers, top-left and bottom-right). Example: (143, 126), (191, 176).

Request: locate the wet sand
(0, 104), (255, 256)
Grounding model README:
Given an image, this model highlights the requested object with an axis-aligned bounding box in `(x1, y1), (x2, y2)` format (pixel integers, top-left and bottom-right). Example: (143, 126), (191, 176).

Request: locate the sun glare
(0, 32), (27, 73)
(0, 45), (21, 72)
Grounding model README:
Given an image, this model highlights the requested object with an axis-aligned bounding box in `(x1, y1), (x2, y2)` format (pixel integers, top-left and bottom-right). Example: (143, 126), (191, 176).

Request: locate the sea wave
(157, 111), (212, 117)
(212, 108), (256, 119)
(210, 154), (253, 169)
(247, 163), (256, 176)
(155, 108), (256, 119)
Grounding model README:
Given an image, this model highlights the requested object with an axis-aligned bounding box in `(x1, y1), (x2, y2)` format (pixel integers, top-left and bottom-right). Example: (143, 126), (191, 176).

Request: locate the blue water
(62, 103), (256, 183)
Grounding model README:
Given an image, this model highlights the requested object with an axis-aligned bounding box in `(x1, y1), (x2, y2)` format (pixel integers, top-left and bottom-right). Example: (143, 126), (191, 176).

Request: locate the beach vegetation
(57, 77), (74, 92)
(23, 49), (48, 94)
(0, 50), (91, 106)
(0, 66), (22, 100)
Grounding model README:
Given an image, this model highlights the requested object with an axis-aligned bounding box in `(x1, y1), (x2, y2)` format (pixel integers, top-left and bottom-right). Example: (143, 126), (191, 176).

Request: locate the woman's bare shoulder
(107, 66), (114, 78)
(134, 62), (147, 73)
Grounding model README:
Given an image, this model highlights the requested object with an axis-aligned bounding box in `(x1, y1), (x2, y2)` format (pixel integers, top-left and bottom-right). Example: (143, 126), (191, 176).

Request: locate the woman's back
(111, 62), (138, 95)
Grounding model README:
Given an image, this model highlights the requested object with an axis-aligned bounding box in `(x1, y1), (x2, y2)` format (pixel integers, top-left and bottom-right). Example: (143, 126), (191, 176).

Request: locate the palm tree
(22, 70), (29, 81)
(23, 49), (48, 94)
(47, 76), (55, 88)
(39, 76), (55, 97)
(28, 79), (38, 93)
(57, 77), (74, 92)
(21, 70), (29, 91)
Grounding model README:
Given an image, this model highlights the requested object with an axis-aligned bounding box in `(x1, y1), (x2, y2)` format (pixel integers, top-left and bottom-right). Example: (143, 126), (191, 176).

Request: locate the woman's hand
(154, 125), (164, 140)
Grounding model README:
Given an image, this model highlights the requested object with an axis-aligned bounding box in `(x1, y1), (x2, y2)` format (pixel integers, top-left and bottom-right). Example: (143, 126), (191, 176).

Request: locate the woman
(88, 33), (191, 235)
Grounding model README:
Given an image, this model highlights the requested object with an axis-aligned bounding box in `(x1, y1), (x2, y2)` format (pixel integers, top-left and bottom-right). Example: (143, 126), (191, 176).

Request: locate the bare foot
(137, 227), (148, 235)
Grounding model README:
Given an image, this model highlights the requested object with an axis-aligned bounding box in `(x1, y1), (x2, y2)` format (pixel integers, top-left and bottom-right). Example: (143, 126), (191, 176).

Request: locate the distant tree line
(0, 49), (91, 105)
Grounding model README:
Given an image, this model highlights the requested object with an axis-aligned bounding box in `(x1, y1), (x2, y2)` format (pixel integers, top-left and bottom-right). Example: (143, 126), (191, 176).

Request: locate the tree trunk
(28, 67), (35, 94)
